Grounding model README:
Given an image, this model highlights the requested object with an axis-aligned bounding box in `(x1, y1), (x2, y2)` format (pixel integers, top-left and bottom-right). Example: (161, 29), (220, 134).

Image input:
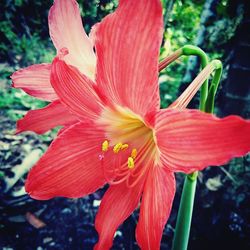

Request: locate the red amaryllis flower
(24, 0), (250, 249)
(10, 0), (96, 134)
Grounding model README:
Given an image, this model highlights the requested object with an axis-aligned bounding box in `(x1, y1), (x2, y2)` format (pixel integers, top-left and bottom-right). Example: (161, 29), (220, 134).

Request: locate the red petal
(25, 121), (107, 200)
(16, 100), (78, 134)
(155, 109), (250, 173)
(136, 167), (175, 249)
(94, 180), (145, 250)
(95, 0), (163, 117)
(11, 64), (57, 101)
(48, 0), (96, 79)
(51, 57), (102, 121)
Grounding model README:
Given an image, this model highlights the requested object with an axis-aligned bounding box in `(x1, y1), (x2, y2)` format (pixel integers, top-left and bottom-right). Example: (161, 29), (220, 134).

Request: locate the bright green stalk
(172, 172), (198, 250)
(159, 48), (222, 250)
(181, 45), (209, 111)
(171, 59), (223, 250)
(205, 60), (223, 113)
(159, 45), (209, 110)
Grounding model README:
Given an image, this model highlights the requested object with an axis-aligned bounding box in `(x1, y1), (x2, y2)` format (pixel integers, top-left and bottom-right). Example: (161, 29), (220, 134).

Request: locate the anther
(127, 157), (135, 169)
(121, 144), (129, 150)
(113, 142), (123, 153)
(131, 148), (137, 159)
(102, 140), (109, 152)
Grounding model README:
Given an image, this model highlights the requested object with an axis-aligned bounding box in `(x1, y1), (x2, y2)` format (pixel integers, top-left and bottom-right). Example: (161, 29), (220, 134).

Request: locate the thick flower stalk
(13, 0), (250, 249)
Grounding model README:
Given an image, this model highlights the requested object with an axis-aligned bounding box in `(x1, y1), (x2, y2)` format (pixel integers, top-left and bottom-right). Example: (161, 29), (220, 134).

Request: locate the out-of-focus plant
(159, 0), (204, 108)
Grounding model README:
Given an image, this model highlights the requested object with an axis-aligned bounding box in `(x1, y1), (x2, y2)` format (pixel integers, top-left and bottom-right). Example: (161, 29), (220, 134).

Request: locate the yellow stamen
(121, 144), (129, 150)
(102, 140), (109, 152)
(127, 157), (135, 169)
(113, 142), (123, 153)
(131, 148), (137, 159)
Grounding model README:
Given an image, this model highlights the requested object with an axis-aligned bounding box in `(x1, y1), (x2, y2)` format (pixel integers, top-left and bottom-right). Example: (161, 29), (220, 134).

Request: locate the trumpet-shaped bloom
(23, 0), (250, 249)
(11, 0), (96, 134)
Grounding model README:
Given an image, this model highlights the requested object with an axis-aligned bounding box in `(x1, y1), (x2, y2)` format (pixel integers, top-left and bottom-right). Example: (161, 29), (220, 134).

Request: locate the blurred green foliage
(0, 0), (54, 66)
(159, 0), (205, 108)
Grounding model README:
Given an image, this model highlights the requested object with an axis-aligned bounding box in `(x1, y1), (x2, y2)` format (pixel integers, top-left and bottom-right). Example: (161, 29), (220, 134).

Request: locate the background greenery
(0, 0), (249, 249)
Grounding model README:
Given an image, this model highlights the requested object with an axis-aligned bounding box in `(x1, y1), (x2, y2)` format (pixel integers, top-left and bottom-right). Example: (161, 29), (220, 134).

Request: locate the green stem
(182, 45), (209, 111)
(205, 60), (223, 113)
(159, 45), (209, 110)
(172, 172), (198, 250)
(171, 59), (223, 250)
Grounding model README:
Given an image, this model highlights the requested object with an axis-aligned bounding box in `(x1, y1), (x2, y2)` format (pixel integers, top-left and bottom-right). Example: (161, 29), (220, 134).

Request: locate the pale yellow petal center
(98, 105), (160, 169)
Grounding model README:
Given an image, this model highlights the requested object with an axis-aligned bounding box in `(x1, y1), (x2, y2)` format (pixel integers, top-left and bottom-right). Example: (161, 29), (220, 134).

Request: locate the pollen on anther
(113, 142), (123, 153)
(127, 157), (135, 169)
(102, 140), (109, 152)
(121, 144), (129, 150)
(131, 148), (137, 159)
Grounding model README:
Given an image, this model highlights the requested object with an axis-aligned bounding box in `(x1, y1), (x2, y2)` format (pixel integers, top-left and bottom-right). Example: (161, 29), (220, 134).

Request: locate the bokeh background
(0, 0), (250, 249)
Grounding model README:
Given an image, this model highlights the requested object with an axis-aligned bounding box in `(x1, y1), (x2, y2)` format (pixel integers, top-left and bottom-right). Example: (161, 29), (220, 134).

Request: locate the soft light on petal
(51, 57), (103, 121)
(25, 121), (107, 200)
(48, 0), (96, 79)
(95, 0), (163, 117)
(155, 109), (250, 173)
(94, 180), (145, 250)
(11, 64), (57, 101)
(136, 167), (175, 250)
(16, 100), (78, 134)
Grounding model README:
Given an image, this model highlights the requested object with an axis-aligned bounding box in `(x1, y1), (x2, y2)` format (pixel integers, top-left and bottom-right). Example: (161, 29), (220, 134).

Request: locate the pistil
(98, 105), (159, 188)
